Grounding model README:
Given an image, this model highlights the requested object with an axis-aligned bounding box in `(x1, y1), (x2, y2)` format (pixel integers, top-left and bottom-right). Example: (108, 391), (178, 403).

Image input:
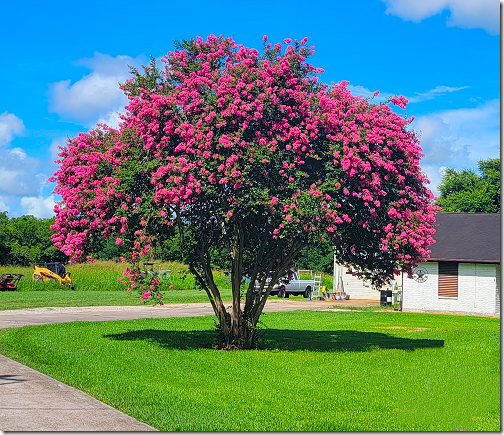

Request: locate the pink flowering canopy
(51, 35), (437, 348)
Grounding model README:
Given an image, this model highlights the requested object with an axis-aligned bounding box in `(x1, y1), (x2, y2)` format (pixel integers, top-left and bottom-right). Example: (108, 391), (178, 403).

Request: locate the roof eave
(422, 257), (501, 264)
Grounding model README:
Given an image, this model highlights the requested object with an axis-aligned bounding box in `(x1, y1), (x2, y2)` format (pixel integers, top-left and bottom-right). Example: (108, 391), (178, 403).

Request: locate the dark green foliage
(436, 158), (500, 212)
(0, 212), (10, 264)
(157, 230), (334, 274)
(0, 210), (335, 273)
(93, 237), (128, 261)
(154, 232), (185, 264)
(296, 235), (334, 274)
(0, 213), (67, 265)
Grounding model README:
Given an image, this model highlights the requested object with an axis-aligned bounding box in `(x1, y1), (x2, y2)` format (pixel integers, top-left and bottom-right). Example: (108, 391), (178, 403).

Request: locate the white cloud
(97, 110), (124, 129)
(421, 165), (448, 197)
(0, 113), (52, 215)
(49, 74), (128, 125)
(0, 112), (25, 147)
(75, 52), (143, 77)
(48, 52), (146, 126)
(412, 99), (500, 195)
(348, 84), (469, 104)
(0, 196), (12, 214)
(0, 148), (45, 196)
(20, 195), (56, 218)
(347, 85), (393, 103)
(9, 147), (27, 160)
(407, 85), (469, 103)
(382, 0), (499, 35)
(49, 138), (68, 161)
(432, 99), (500, 134)
(414, 116), (471, 166)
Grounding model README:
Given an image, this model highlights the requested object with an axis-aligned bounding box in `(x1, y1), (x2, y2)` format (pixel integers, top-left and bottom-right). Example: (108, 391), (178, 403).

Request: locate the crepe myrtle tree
(51, 35), (438, 349)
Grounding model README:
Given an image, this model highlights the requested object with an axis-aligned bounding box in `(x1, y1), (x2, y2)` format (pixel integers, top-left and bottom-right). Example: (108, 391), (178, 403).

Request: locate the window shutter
(438, 262), (458, 297)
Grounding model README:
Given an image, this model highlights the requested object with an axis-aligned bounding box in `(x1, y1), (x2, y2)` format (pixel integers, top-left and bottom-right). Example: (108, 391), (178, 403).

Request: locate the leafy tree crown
(51, 35), (438, 291)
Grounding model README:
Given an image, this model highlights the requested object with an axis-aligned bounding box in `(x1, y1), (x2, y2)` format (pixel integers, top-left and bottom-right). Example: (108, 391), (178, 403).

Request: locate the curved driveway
(0, 299), (378, 329)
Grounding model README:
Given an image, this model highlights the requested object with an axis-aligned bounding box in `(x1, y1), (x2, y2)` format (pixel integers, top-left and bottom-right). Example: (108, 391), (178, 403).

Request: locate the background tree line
(0, 211), (335, 272)
(0, 213), (67, 266)
(1, 158), (498, 268)
(435, 158), (500, 213)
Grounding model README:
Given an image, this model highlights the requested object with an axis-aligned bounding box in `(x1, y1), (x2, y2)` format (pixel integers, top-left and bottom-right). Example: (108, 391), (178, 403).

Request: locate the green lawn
(2, 261), (334, 293)
(0, 260), (333, 310)
(0, 261), (232, 310)
(0, 310), (499, 431)
(0, 289), (233, 310)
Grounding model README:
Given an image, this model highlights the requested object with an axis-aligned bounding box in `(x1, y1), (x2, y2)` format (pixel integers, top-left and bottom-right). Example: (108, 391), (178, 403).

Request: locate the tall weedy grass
(0, 261), (333, 310)
(0, 261), (333, 293)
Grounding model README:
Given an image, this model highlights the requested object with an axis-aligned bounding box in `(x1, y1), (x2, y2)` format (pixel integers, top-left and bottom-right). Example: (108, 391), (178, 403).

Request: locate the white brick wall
(402, 262), (438, 311)
(402, 261), (498, 315)
(496, 265), (500, 314)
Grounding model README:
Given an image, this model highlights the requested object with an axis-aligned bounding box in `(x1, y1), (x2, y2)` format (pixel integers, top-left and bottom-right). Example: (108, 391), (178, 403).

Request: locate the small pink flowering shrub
(51, 35), (437, 348)
(117, 266), (164, 304)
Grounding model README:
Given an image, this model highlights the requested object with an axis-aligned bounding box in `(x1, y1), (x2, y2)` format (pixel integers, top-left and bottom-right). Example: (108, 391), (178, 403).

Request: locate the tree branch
(200, 250), (230, 336)
(244, 231), (268, 314)
(250, 238), (308, 325)
(230, 219), (244, 337)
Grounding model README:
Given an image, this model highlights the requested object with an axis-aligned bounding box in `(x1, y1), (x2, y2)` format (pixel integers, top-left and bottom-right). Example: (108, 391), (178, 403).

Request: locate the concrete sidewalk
(0, 354), (156, 431)
(0, 299), (378, 431)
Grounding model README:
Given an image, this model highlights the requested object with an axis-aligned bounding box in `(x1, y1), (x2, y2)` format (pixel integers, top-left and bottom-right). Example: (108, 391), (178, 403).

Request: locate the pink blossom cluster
(51, 34), (438, 289)
(117, 266), (164, 303)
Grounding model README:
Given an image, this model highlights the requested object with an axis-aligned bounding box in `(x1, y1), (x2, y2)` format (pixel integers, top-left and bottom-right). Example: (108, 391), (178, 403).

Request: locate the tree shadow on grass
(105, 329), (219, 350)
(104, 329), (444, 352)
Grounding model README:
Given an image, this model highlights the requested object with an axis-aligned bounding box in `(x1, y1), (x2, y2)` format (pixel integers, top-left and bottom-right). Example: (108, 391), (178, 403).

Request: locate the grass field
(0, 261), (334, 310)
(0, 261), (204, 292)
(0, 289), (235, 310)
(0, 310), (499, 431)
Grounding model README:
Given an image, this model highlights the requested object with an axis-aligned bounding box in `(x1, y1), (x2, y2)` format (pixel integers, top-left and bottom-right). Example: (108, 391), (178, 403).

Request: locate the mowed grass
(0, 290), (231, 310)
(0, 310), (499, 431)
(0, 261), (333, 310)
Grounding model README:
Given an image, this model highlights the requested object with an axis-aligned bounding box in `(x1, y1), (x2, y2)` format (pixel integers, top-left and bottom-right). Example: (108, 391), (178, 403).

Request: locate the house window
(438, 262), (458, 298)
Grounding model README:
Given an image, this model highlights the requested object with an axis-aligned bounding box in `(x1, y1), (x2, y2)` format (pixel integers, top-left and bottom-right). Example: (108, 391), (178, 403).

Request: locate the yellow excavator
(32, 263), (74, 288)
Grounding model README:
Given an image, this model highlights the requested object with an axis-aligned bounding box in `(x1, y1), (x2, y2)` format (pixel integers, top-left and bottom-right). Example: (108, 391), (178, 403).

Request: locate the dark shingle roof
(428, 212), (500, 263)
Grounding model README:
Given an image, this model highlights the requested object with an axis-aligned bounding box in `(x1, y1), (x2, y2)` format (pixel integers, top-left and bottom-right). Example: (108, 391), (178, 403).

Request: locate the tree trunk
(217, 238), (308, 350)
(219, 319), (256, 350)
(230, 222), (244, 343)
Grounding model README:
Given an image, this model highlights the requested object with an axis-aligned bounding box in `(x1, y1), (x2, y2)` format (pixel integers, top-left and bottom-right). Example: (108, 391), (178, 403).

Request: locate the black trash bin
(380, 290), (392, 306)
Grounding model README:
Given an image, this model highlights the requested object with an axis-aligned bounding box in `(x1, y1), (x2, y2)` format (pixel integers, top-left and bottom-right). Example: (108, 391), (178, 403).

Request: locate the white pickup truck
(258, 270), (316, 298)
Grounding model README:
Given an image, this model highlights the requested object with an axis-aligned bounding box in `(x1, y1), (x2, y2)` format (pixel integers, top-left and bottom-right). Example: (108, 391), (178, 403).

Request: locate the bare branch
(251, 238), (308, 325)
(244, 231), (268, 313)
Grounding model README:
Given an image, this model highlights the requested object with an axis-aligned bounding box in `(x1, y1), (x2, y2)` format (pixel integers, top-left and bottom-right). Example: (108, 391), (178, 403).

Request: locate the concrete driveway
(0, 298), (378, 329)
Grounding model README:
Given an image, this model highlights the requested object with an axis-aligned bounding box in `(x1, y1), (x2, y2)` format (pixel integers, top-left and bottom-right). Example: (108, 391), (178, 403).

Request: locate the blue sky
(0, 0), (500, 218)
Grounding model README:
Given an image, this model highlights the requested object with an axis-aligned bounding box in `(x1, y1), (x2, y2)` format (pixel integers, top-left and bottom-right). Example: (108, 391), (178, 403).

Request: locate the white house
(402, 213), (500, 316)
(332, 262), (394, 300)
